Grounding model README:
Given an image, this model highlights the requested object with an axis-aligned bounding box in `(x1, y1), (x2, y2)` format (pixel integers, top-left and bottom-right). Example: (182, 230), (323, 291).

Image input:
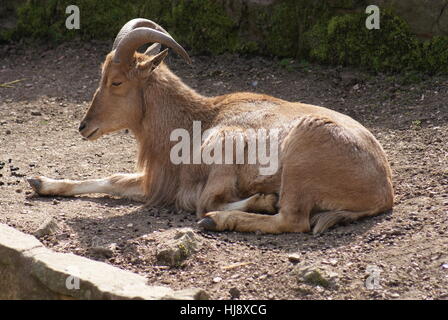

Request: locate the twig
(221, 262), (253, 270)
(0, 79), (26, 88)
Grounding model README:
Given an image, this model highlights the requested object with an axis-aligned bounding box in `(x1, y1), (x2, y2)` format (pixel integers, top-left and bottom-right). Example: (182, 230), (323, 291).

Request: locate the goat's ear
(144, 43), (161, 56)
(137, 48), (169, 77)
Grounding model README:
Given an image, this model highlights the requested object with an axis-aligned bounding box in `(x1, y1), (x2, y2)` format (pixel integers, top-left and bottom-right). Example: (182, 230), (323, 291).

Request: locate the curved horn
(112, 18), (172, 51)
(113, 27), (192, 65)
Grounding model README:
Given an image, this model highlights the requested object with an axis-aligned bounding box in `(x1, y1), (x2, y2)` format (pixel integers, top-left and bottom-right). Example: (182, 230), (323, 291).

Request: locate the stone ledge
(0, 223), (208, 300)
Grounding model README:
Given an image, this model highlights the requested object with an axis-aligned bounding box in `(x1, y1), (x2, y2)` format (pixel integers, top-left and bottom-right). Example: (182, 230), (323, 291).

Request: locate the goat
(27, 19), (394, 234)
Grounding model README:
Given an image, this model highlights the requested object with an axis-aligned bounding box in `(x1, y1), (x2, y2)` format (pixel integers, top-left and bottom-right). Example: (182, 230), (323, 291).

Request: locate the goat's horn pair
(112, 18), (191, 65)
(112, 18), (170, 50)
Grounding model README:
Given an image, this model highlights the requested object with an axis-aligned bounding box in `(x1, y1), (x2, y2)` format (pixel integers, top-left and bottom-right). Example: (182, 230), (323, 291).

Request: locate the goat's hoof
(27, 177), (42, 194)
(197, 217), (217, 231)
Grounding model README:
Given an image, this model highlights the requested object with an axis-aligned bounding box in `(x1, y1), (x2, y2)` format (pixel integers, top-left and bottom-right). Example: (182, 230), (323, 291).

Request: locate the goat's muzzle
(78, 120), (100, 140)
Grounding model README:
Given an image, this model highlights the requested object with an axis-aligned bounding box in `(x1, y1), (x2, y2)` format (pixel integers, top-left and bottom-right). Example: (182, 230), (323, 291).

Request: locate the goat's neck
(133, 64), (215, 154)
(131, 64), (216, 201)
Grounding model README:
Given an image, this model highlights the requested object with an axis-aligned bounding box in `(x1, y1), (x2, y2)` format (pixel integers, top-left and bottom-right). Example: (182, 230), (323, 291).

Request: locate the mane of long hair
(134, 60), (216, 208)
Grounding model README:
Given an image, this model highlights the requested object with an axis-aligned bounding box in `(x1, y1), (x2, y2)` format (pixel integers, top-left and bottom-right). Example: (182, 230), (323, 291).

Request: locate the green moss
(10, 0), (138, 42)
(252, 0), (331, 57)
(6, 0), (238, 54)
(305, 9), (448, 74)
(420, 36), (448, 74)
(166, 0), (239, 55)
(306, 10), (422, 72)
(2, 0), (447, 74)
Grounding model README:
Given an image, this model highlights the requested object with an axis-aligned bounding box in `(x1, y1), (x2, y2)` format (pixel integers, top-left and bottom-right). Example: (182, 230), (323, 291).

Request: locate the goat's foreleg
(27, 173), (145, 201)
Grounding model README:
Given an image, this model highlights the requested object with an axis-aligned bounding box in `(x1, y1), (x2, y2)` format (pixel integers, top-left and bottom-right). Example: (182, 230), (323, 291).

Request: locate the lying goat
(28, 19), (394, 234)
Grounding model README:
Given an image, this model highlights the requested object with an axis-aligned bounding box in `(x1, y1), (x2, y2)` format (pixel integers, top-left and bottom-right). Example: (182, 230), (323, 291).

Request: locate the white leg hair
(218, 193), (277, 214)
(27, 173), (145, 201)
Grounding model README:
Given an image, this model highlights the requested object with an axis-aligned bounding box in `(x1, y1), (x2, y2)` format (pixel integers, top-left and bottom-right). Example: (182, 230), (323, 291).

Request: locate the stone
(0, 223), (208, 300)
(287, 253), (301, 263)
(294, 264), (339, 289)
(229, 287), (241, 299)
(155, 228), (202, 267)
(90, 246), (114, 258)
(34, 217), (59, 238)
(371, 0), (448, 37)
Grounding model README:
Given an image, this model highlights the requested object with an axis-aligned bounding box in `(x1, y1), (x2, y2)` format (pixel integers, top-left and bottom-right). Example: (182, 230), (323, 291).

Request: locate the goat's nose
(78, 121), (87, 132)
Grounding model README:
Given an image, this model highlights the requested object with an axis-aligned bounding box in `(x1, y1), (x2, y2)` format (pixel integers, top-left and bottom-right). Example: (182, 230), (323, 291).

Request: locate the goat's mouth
(82, 128), (100, 140)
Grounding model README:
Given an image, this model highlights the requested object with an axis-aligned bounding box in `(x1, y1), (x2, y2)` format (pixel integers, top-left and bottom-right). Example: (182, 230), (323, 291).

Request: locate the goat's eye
(112, 82), (122, 87)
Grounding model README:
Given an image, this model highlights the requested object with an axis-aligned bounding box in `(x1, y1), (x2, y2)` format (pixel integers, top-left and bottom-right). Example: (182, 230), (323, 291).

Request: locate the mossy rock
(294, 264), (339, 289)
(155, 228), (202, 268)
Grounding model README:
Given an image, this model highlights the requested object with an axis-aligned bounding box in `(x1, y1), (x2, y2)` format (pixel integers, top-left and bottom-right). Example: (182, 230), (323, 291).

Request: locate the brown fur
(30, 49), (394, 234)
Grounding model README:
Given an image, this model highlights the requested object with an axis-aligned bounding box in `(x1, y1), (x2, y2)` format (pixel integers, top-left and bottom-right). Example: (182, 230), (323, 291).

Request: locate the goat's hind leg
(27, 173), (145, 201)
(198, 171), (313, 234)
(198, 210), (306, 234)
(197, 193), (307, 234)
(218, 193), (278, 214)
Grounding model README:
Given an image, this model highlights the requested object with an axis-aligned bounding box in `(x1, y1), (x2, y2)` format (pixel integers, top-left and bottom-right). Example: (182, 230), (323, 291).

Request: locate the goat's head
(79, 18), (191, 140)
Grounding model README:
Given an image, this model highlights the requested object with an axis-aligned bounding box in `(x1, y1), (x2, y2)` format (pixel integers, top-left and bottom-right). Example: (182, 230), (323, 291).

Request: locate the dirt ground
(0, 41), (447, 300)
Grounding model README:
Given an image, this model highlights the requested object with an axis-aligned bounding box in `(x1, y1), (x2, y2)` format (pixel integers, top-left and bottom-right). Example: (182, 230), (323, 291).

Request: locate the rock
(340, 71), (358, 87)
(389, 292), (400, 298)
(322, 258), (338, 266)
(34, 218), (59, 238)
(229, 287), (241, 299)
(0, 223), (208, 300)
(90, 245), (114, 258)
(287, 253), (301, 263)
(371, 0), (448, 37)
(213, 276), (222, 283)
(30, 110), (42, 116)
(155, 228), (202, 267)
(294, 264), (339, 289)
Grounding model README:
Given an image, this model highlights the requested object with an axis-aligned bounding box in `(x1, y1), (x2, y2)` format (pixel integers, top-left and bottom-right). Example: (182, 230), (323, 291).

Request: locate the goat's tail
(310, 209), (381, 234)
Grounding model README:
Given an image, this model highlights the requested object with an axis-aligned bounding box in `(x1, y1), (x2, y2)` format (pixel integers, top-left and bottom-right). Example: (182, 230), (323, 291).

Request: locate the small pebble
(229, 287), (241, 299)
(287, 253), (301, 263)
(90, 246), (114, 258)
(213, 276), (222, 283)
